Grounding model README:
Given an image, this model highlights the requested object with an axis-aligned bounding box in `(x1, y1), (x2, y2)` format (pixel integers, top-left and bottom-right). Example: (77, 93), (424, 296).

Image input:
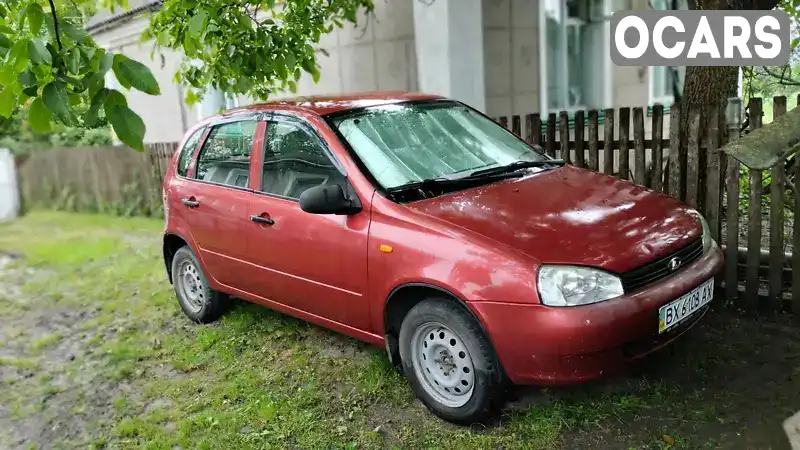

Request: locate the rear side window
(177, 128), (204, 177)
(194, 120), (258, 188)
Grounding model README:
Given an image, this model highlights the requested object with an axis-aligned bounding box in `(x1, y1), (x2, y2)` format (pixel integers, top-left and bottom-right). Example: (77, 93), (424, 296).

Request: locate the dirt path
(0, 253), (132, 449)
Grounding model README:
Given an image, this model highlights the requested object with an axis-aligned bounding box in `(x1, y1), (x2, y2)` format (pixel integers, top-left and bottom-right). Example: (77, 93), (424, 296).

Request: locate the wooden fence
(494, 97), (798, 313)
(18, 142), (177, 217)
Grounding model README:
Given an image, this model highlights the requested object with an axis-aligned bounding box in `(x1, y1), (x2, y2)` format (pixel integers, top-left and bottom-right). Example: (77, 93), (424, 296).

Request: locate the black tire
(398, 297), (506, 424)
(171, 246), (229, 324)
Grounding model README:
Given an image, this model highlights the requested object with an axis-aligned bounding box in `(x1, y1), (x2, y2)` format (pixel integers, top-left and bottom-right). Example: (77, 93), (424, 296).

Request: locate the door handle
(181, 198), (200, 208)
(250, 215), (275, 226)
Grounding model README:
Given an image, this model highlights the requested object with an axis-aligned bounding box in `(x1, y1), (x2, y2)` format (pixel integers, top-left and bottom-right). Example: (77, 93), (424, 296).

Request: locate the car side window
(260, 119), (345, 200)
(194, 120), (257, 188)
(177, 128), (204, 177)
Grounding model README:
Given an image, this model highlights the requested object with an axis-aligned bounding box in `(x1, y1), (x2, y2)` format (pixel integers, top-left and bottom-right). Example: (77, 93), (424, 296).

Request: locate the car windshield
(330, 101), (547, 190)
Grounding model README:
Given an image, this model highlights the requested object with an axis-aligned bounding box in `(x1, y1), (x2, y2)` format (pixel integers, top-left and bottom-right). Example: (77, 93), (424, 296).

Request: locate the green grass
(0, 210), (787, 449)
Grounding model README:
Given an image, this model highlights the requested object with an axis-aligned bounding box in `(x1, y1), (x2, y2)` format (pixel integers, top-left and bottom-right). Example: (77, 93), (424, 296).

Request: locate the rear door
(244, 113), (371, 330)
(176, 116), (262, 288)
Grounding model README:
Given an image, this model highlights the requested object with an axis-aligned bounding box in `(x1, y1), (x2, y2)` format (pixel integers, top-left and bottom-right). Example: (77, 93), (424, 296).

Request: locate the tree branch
(47, 0), (63, 50)
(761, 66), (800, 86)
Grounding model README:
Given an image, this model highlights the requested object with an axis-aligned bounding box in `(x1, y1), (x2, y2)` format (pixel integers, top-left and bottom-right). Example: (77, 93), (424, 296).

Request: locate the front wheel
(398, 298), (506, 424)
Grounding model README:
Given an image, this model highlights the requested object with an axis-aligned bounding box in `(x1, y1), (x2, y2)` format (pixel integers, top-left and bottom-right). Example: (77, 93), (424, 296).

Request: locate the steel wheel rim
(410, 322), (475, 408)
(178, 260), (204, 313)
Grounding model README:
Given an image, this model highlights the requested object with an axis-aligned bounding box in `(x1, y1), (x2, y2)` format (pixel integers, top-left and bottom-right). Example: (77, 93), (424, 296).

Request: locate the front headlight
(538, 265), (624, 307)
(689, 210), (712, 253)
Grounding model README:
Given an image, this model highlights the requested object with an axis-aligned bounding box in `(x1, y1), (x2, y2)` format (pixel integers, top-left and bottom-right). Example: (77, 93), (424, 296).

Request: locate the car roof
(220, 91), (446, 118)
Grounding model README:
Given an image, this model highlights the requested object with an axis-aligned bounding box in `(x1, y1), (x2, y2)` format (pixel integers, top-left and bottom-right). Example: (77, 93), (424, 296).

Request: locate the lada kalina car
(161, 92), (724, 423)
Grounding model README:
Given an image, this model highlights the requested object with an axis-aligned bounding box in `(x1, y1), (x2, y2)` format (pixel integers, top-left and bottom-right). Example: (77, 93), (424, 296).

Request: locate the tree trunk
(674, 66), (739, 201)
(682, 66), (739, 109)
(661, 0), (778, 196)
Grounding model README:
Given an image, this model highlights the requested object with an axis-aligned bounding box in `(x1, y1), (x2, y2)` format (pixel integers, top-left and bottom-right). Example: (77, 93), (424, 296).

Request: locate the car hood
(405, 165), (702, 274)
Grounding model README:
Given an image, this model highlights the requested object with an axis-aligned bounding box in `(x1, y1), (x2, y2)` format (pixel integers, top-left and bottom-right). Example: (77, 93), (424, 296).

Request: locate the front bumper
(469, 242), (724, 386)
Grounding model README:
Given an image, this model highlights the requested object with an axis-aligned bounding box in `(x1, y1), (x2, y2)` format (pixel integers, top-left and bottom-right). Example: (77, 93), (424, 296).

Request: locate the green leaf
(110, 106), (145, 151)
(86, 88), (109, 127)
(22, 86), (37, 97)
(112, 54), (160, 95)
(17, 69), (36, 86)
(9, 39), (30, 73)
(188, 11), (207, 38)
(267, 0), (276, 8)
(311, 66), (321, 84)
(28, 97), (51, 132)
(67, 49), (81, 74)
(42, 82), (74, 125)
(28, 39), (51, 65)
(26, 3), (43, 35)
(100, 51), (114, 73)
(61, 20), (89, 43)
(0, 33), (10, 50)
(104, 89), (128, 115)
(288, 80), (297, 93)
(0, 88), (15, 118)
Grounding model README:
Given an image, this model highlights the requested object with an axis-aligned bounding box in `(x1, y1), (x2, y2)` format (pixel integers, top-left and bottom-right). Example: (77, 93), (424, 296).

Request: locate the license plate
(658, 279), (714, 334)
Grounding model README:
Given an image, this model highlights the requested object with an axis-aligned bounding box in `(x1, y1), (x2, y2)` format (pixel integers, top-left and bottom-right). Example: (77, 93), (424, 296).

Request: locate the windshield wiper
(385, 171), (524, 195)
(385, 176), (455, 194)
(468, 159), (565, 178)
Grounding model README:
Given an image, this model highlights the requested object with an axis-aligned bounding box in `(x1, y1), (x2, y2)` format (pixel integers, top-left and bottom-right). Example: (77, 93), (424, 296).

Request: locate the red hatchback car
(162, 92), (724, 423)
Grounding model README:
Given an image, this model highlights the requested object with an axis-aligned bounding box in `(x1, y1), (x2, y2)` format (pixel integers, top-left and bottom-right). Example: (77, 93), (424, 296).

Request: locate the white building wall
(483, 0), (539, 119)
(265, 0), (417, 102)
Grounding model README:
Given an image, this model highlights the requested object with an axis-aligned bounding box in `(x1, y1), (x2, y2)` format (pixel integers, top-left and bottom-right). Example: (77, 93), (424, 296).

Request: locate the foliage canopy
(0, 0), (374, 150)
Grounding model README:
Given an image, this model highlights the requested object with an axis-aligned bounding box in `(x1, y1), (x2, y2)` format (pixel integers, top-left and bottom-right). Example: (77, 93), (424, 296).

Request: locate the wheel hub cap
(178, 260), (204, 312)
(410, 322), (475, 408)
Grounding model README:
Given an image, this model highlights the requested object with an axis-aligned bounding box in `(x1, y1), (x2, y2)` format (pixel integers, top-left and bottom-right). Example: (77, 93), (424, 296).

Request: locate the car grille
(619, 238), (704, 293)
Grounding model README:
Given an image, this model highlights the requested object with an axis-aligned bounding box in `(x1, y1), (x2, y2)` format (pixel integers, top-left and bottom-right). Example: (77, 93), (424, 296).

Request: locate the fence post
(745, 98), (763, 310)
(512, 115), (521, 137)
(619, 107), (630, 179)
(559, 111), (571, 164)
(651, 105), (664, 192)
(725, 98), (742, 305)
(770, 96), (787, 311)
(705, 104), (722, 243)
(603, 108), (615, 175)
(686, 109), (701, 208)
(546, 113), (557, 157)
(668, 104), (681, 199)
(574, 111), (585, 168)
(633, 107), (646, 186)
(588, 110), (599, 171)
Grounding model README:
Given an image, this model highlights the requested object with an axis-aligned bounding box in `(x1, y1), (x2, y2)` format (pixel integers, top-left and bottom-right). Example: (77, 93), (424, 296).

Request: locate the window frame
(648, 0), (687, 105)
(176, 126), (206, 179)
(254, 112), (348, 203)
(183, 112), (263, 193)
(540, 0), (609, 113)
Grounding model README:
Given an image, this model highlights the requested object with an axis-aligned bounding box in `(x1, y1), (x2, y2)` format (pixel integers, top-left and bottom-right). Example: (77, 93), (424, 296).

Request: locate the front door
(245, 115), (370, 330)
(179, 118), (260, 288)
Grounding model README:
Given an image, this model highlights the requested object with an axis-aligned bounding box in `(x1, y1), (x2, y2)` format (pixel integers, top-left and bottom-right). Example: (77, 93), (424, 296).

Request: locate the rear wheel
(171, 246), (229, 323)
(399, 297), (506, 424)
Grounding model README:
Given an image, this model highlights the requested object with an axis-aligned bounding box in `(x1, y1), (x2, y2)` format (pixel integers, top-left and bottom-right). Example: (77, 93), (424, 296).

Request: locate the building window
(542, 0), (606, 111)
(649, 0), (687, 105)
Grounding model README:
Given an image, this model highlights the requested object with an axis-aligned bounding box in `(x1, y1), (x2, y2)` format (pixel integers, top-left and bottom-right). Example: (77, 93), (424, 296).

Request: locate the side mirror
(298, 184), (362, 215)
